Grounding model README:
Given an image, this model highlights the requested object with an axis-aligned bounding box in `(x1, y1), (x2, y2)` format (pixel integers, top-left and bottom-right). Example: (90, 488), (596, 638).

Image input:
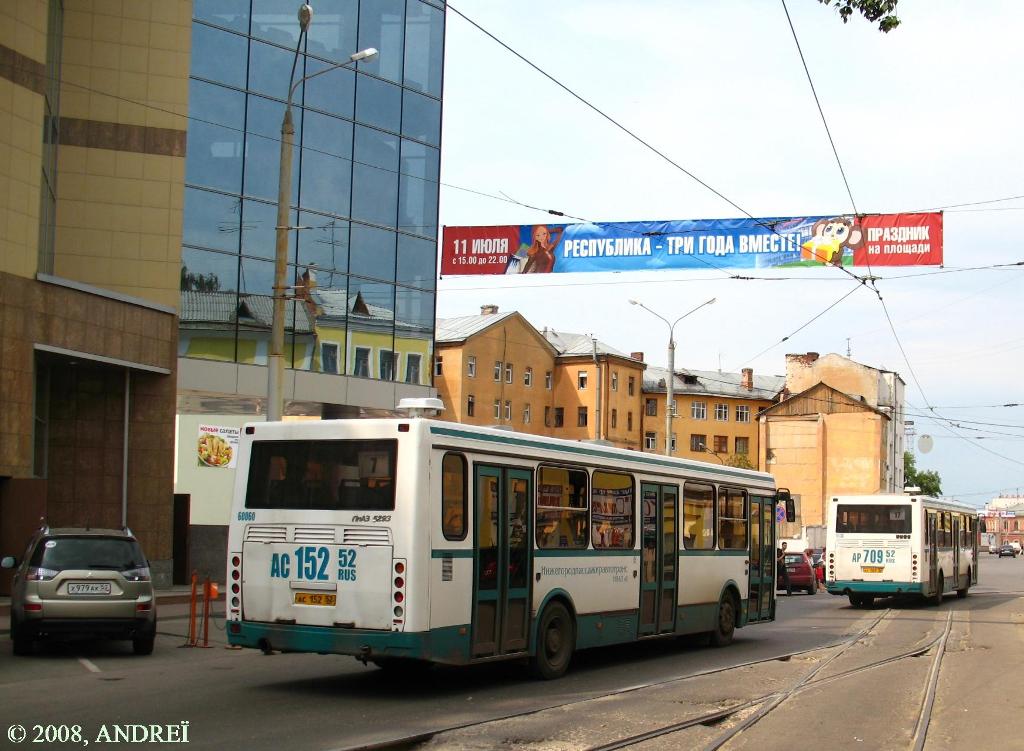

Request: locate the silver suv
(2, 527), (156, 656)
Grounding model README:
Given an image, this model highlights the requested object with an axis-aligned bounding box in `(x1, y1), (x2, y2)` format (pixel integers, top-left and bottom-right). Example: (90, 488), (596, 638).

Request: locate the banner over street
(441, 213), (943, 276)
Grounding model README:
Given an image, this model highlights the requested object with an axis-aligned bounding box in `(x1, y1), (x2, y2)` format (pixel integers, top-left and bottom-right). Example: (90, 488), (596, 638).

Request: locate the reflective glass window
(303, 58), (355, 119)
(251, 0), (302, 48)
(183, 188), (242, 252)
(248, 39), (302, 100)
(398, 139), (438, 238)
(346, 279), (395, 375)
(305, 0), (358, 61)
(181, 247), (239, 293)
(298, 213), (350, 276)
(401, 89), (440, 145)
(404, 0), (444, 96)
(186, 80), (245, 193)
(194, 0), (249, 34)
(240, 200), (295, 262)
(351, 126), (399, 227)
(395, 287), (433, 383)
(357, 0), (405, 83)
(349, 223), (396, 280)
(191, 24), (248, 88)
(244, 95), (301, 203)
(355, 75), (401, 131)
(396, 234), (436, 290)
(239, 257), (275, 297)
(300, 110), (353, 218)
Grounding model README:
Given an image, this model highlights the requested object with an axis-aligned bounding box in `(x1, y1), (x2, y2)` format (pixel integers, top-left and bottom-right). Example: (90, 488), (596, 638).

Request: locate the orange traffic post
(200, 577), (217, 648)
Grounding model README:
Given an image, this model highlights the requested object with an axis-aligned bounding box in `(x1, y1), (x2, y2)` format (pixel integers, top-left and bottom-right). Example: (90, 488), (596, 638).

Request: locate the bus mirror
(776, 488), (796, 523)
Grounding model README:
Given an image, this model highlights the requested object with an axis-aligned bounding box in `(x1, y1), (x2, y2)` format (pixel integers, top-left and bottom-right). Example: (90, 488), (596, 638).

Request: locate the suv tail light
(26, 567), (57, 581)
(122, 566), (151, 582)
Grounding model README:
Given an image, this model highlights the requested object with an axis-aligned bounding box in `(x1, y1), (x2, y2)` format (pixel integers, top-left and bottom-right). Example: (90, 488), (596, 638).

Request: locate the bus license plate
(294, 592), (336, 607)
(861, 566), (884, 573)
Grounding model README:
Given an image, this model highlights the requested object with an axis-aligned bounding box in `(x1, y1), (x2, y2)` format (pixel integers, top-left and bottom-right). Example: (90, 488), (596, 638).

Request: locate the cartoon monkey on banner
(800, 217), (864, 266)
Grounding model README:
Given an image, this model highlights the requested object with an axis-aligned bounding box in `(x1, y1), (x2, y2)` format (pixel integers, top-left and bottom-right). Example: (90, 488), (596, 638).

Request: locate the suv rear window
(245, 439), (397, 511)
(30, 537), (147, 571)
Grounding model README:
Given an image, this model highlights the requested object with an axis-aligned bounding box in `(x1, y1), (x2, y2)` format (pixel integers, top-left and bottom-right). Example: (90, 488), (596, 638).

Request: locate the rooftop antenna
(846, 337), (852, 357)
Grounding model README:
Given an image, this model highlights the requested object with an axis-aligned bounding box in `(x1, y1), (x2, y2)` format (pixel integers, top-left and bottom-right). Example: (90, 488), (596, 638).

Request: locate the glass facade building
(181, 0), (444, 390)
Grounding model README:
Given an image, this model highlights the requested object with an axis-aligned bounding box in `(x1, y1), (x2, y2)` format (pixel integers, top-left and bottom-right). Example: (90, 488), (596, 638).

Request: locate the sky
(433, 0), (1024, 506)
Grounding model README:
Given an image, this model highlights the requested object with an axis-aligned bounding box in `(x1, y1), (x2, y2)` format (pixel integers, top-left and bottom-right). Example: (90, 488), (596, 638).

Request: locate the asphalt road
(1, 556), (1021, 750)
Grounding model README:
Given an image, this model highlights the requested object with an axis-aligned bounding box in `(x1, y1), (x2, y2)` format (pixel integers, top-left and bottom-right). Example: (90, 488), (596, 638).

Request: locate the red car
(778, 551), (818, 594)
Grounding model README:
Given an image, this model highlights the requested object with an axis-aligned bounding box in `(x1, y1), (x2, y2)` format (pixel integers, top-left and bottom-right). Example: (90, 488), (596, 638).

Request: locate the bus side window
(441, 453), (467, 541)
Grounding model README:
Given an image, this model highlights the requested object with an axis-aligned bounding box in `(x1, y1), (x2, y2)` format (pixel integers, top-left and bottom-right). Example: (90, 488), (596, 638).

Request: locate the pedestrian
(776, 541), (792, 596)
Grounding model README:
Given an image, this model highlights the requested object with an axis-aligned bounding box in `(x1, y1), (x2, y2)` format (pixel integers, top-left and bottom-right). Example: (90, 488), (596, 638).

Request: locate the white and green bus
(225, 401), (784, 678)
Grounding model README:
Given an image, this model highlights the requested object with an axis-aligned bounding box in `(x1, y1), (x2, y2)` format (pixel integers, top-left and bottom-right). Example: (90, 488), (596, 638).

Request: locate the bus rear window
(835, 504), (911, 534)
(245, 439), (397, 511)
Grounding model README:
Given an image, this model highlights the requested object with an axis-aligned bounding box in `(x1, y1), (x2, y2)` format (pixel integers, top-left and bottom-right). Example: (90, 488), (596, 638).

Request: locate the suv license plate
(294, 592), (336, 607)
(68, 582), (112, 595)
(861, 566), (884, 573)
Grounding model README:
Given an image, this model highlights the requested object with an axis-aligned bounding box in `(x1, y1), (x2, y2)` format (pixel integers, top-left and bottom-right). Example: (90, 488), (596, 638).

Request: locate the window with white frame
(353, 347), (371, 377)
(611, 371), (618, 391)
(691, 401), (707, 420)
(578, 371), (588, 390)
(493, 360), (502, 381)
(434, 355), (443, 377)
(505, 363), (513, 383)
(714, 403), (728, 421)
(493, 399), (500, 419)
(736, 404), (750, 423)
(405, 353), (422, 384)
(321, 342), (339, 374)
(467, 355), (476, 377)
(524, 367), (533, 387)
(671, 434), (677, 452)
(504, 400), (511, 420)
(379, 350), (397, 381)
(545, 371), (552, 389)
(644, 432), (656, 450)
(523, 403), (531, 424)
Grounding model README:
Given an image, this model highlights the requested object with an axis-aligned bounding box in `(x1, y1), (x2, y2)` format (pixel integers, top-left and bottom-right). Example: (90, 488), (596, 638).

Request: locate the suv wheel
(132, 635), (155, 656)
(11, 614), (33, 656)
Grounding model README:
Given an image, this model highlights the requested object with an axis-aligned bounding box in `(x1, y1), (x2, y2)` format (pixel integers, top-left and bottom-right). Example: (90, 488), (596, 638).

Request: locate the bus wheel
(849, 593), (873, 608)
(930, 574), (944, 606)
(532, 601), (574, 680)
(710, 591), (737, 647)
(956, 570), (970, 599)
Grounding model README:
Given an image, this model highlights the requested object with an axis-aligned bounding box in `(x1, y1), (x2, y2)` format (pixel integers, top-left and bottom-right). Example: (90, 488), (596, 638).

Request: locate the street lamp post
(700, 445), (725, 464)
(267, 3), (378, 421)
(629, 297), (716, 456)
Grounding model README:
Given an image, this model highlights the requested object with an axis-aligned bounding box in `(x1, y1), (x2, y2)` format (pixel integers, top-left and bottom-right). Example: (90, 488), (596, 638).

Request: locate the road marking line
(78, 658), (101, 673)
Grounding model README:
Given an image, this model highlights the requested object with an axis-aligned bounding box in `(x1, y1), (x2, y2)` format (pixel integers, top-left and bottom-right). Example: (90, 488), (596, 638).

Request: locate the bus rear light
(398, 424), (410, 432)
(394, 606), (404, 617)
(231, 569), (240, 581)
(395, 561), (405, 574)
(231, 597), (240, 608)
(394, 591), (404, 603)
(232, 556), (241, 567)
(231, 583), (240, 594)
(394, 577), (404, 589)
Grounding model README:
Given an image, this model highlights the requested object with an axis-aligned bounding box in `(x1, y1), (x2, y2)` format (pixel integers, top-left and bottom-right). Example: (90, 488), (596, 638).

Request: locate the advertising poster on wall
(197, 424), (240, 469)
(441, 212), (943, 276)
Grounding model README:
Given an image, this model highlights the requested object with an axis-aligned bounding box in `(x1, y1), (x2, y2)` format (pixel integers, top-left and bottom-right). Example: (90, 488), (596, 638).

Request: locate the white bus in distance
(825, 492), (979, 608)
(225, 401), (786, 678)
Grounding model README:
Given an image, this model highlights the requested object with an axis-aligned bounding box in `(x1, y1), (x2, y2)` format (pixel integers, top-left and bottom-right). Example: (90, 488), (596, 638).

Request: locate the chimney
(480, 304), (498, 315)
(630, 351), (644, 363)
(741, 367), (753, 391)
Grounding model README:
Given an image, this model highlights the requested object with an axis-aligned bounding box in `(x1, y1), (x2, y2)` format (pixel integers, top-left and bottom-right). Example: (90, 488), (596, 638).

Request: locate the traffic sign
(776, 504), (786, 523)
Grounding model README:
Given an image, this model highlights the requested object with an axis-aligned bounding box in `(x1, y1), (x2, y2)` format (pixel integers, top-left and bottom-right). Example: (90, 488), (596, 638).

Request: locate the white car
(1012, 541), (1022, 554)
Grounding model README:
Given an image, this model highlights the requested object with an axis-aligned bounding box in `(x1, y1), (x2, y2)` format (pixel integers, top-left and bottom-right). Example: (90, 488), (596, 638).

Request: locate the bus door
(971, 517), (979, 584)
(747, 496), (776, 622)
(927, 511), (939, 594)
(952, 515), (961, 584)
(472, 465), (531, 658)
(639, 483), (677, 636)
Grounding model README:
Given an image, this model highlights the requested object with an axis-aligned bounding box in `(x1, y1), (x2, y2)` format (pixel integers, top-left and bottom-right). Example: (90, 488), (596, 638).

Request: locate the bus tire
(710, 591), (737, 647)
(849, 593), (873, 608)
(930, 574), (944, 606)
(532, 601), (574, 680)
(956, 570), (969, 598)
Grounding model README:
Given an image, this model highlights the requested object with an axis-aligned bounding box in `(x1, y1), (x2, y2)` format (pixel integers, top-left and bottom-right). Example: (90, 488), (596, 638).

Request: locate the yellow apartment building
(0, 0), (188, 589)
(434, 306), (646, 449)
(639, 366), (783, 465)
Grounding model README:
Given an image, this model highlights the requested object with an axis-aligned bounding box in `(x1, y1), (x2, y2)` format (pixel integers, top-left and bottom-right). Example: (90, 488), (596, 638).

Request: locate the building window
(735, 436), (749, 455)
(683, 482), (715, 550)
(494, 360), (502, 381)
(544, 406), (551, 426)
(736, 404), (750, 423)
(578, 371), (588, 390)
(524, 367), (533, 386)
(504, 400), (511, 420)
(670, 434), (677, 452)
(493, 399), (500, 419)
(628, 376), (635, 396)
(592, 471), (634, 549)
(611, 371), (618, 391)
(714, 403), (728, 421)
(670, 399), (677, 416)
(505, 363), (513, 383)
(713, 435), (728, 453)
(523, 403), (531, 424)
(691, 401), (707, 420)
(379, 350), (397, 381)
(644, 432), (657, 450)
(354, 347), (371, 377)
(690, 434), (707, 452)
(627, 411), (633, 431)
(718, 488), (748, 549)
(441, 453), (467, 541)
(405, 354), (422, 384)
(536, 465), (589, 549)
(434, 355), (443, 377)
(467, 395), (475, 416)
(545, 371), (552, 389)
(467, 355), (476, 377)
(578, 407), (588, 427)
(645, 398), (657, 417)
(321, 342), (339, 374)
(554, 407), (564, 427)
(611, 408), (617, 428)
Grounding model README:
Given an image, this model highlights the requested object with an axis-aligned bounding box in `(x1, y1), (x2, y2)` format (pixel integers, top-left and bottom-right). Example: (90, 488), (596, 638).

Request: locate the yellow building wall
(602, 362), (644, 449)
(645, 392), (771, 463)
(551, 360), (592, 442)
(787, 354), (880, 405)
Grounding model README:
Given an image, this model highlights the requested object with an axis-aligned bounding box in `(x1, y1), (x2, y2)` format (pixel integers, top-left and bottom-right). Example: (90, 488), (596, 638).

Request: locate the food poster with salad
(197, 425), (240, 468)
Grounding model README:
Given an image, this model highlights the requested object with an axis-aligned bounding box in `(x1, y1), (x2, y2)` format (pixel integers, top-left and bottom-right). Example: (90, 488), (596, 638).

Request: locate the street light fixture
(267, 4), (378, 421)
(629, 297), (716, 456)
(699, 444), (725, 464)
